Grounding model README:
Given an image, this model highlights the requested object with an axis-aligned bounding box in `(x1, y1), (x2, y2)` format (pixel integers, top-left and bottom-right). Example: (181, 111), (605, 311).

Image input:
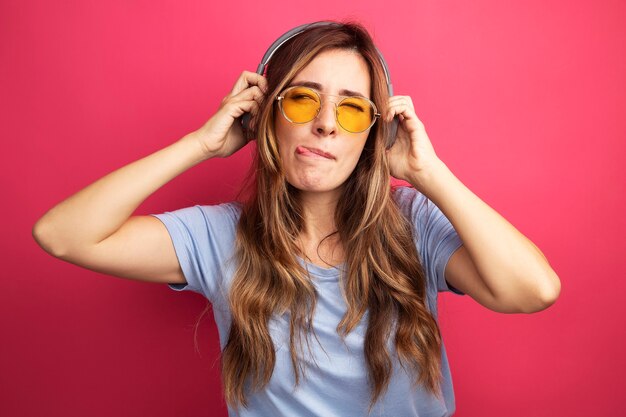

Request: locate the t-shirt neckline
(296, 256), (346, 280)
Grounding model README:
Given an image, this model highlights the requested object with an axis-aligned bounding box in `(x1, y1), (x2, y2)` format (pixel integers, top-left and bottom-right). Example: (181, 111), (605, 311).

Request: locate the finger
(231, 85), (265, 104)
(388, 95), (415, 112)
(388, 96), (415, 118)
(222, 82), (261, 105)
(221, 86), (265, 113)
(229, 71), (268, 97)
(387, 103), (425, 130)
(229, 71), (254, 96)
(386, 102), (411, 121)
(224, 97), (260, 120)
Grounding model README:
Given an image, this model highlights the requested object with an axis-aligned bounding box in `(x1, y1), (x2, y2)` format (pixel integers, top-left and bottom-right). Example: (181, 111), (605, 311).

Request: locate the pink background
(2, 0), (624, 416)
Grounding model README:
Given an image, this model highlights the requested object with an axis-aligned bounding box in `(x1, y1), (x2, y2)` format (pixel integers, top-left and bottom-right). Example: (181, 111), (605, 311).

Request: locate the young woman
(32, 21), (560, 417)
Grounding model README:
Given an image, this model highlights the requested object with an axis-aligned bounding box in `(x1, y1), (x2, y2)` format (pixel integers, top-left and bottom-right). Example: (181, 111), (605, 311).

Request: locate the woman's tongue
(296, 146), (331, 159)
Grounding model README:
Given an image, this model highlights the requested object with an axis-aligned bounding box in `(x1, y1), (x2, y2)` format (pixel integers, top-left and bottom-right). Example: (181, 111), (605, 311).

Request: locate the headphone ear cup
(239, 113), (253, 141)
(240, 112), (250, 131)
(386, 116), (400, 149)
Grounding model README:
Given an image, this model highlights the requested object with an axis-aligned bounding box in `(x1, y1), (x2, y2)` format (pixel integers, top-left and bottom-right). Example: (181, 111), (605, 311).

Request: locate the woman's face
(274, 48), (372, 196)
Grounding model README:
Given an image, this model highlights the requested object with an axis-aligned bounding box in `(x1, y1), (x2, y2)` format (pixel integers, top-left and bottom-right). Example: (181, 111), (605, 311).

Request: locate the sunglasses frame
(276, 86), (381, 133)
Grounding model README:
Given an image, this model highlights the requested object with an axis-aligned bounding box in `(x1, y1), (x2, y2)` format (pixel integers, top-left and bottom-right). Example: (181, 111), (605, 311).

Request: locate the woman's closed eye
(340, 102), (366, 112)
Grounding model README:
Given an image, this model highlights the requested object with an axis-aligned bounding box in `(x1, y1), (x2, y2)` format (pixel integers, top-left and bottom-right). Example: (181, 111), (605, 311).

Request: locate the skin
(273, 49), (373, 265)
(272, 48), (561, 312)
(385, 77), (561, 314)
(33, 44), (560, 314)
(274, 48), (371, 200)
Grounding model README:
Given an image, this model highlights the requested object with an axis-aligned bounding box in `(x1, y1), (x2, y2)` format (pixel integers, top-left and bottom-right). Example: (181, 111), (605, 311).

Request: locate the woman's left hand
(385, 95), (445, 187)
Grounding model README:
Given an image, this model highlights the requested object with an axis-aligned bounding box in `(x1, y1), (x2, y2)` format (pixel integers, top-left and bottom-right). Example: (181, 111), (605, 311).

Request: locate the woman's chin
(288, 177), (343, 195)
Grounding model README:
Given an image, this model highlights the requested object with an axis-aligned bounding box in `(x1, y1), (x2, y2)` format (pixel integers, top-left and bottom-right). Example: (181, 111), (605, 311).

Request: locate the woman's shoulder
(191, 201), (243, 223)
(154, 201), (243, 235)
(391, 185), (428, 213)
(210, 200), (243, 217)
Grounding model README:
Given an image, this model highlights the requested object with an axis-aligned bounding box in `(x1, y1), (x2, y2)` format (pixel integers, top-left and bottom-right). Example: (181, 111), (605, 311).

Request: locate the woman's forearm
(33, 133), (209, 256)
(408, 161), (561, 308)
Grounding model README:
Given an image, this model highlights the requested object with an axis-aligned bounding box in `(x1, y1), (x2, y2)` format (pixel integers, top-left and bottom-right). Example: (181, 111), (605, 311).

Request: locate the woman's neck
(297, 189), (345, 267)
(299, 189), (340, 240)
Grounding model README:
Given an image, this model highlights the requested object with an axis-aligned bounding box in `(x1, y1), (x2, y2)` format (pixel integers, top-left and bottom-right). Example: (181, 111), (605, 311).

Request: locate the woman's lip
(295, 146), (335, 159)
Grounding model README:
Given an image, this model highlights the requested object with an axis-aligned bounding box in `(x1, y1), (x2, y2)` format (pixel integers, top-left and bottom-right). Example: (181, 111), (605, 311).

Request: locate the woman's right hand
(191, 71), (268, 160)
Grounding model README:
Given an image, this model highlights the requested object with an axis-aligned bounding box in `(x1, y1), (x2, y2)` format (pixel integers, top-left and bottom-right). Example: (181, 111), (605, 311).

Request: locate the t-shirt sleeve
(149, 203), (240, 304)
(394, 187), (465, 295)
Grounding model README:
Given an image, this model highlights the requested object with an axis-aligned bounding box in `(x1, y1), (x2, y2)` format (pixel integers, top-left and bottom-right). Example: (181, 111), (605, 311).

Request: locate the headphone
(241, 21), (399, 148)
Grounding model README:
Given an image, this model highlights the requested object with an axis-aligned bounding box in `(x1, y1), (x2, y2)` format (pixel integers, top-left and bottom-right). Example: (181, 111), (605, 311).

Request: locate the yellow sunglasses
(276, 86), (380, 133)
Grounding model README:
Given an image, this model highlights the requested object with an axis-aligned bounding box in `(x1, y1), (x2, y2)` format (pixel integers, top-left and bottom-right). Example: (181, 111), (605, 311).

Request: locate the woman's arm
(32, 71), (267, 284)
(386, 96), (561, 314)
(411, 161), (560, 313)
(32, 134), (207, 284)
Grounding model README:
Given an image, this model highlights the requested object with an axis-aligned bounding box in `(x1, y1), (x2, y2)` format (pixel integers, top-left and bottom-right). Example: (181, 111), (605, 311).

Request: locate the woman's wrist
(406, 159), (453, 199)
(179, 131), (216, 163)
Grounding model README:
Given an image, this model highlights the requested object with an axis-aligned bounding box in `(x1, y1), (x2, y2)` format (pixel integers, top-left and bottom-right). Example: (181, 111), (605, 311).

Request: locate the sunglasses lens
(279, 87), (377, 133)
(282, 87), (320, 123)
(337, 97), (376, 132)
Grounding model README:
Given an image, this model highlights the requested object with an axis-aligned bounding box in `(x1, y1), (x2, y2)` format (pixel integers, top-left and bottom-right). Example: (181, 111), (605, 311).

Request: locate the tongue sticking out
(296, 146), (332, 159)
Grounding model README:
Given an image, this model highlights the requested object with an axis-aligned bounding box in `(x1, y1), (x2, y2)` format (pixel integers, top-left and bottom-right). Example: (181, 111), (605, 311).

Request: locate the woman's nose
(312, 100), (337, 136)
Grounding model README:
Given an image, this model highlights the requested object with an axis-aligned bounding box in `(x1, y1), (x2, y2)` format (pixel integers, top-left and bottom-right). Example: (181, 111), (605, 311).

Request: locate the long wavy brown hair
(220, 21), (444, 412)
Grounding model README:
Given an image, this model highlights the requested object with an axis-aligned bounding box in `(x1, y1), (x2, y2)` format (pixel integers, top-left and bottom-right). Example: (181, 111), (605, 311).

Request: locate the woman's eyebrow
(287, 80), (366, 98)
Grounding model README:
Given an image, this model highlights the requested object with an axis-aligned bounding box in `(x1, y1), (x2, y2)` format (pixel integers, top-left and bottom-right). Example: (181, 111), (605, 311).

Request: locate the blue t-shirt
(151, 186), (464, 417)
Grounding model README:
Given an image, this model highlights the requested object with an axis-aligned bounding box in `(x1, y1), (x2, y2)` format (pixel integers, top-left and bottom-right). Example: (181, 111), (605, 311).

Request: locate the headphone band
(243, 21), (398, 148)
(254, 21), (394, 96)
